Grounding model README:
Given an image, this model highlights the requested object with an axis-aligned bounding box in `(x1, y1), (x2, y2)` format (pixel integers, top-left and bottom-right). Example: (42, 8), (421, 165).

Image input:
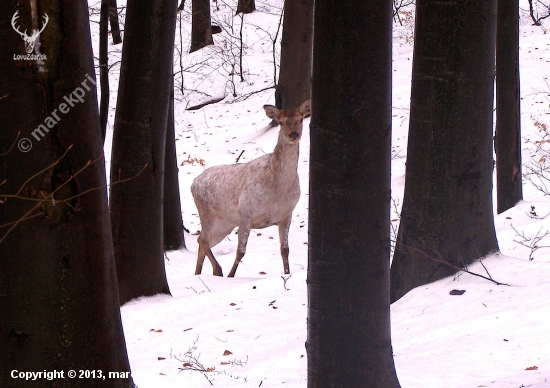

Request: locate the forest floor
(88, 0), (550, 386)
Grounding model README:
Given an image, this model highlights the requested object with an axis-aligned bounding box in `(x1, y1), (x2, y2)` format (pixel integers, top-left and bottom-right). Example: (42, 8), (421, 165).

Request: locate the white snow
(88, 0), (550, 386)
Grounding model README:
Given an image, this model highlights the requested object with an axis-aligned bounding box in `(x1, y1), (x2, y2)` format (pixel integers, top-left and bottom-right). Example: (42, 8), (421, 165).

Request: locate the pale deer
(191, 100), (311, 277)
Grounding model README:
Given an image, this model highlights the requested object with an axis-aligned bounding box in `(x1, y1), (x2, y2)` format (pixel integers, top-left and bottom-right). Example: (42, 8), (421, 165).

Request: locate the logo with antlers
(11, 11), (49, 54)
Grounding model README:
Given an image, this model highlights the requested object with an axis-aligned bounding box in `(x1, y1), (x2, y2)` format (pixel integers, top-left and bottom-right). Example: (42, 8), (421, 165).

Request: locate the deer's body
(192, 100), (310, 277)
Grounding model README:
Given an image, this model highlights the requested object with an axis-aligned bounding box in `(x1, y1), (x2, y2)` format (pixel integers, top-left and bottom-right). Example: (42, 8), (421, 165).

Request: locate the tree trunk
(236, 0), (255, 14)
(164, 77), (186, 250)
(495, 0), (522, 214)
(110, 0), (123, 45)
(190, 0), (213, 53)
(390, 0), (499, 303)
(307, 0), (400, 387)
(110, 0), (177, 305)
(274, 0), (314, 110)
(0, 1), (131, 386)
(100, 0), (110, 143)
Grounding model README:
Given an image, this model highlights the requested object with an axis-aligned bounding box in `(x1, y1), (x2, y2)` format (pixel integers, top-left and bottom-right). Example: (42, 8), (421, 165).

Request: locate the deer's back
(191, 153), (300, 228)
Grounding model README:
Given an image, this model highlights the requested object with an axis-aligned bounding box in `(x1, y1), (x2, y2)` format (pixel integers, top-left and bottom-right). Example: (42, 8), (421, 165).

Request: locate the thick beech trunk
(390, 0), (499, 302)
(110, 0), (177, 304)
(0, 1), (131, 386)
(307, 0), (401, 386)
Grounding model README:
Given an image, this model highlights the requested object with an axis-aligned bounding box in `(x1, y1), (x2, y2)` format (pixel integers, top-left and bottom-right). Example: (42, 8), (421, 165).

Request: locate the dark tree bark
(164, 77), (186, 250)
(110, 0), (177, 305)
(236, 0), (255, 14)
(307, 0), (400, 387)
(274, 0), (314, 110)
(495, 0), (522, 214)
(110, 0), (123, 45)
(100, 0), (110, 143)
(390, 0), (499, 303)
(190, 0), (213, 53)
(0, 1), (131, 386)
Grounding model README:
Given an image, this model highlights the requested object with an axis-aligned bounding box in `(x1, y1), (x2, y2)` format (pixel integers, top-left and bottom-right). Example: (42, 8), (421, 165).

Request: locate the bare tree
(99, 0), (110, 142)
(307, 0), (401, 386)
(390, 0), (499, 302)
(0, 1), (131, 385)
(190, 0), (213, 53)
(110, 0), (177, 304)
(527, 0), (550, 26)
(274, 0), (314, 112)
(164, 76), (186, 250)
(495, 0), (522, 213)
(110, 0), (123, 44)
(236, 0), (255, 14)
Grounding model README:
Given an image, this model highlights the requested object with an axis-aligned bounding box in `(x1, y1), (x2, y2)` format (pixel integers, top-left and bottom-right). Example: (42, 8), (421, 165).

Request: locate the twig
(281, 274), (291, 290)
(235, 150), (245, 163)
(0, 150), (99, 245)
(197, 275), (211, 292)
(0, 131), (20, 156)
(398, 241), (509, 286)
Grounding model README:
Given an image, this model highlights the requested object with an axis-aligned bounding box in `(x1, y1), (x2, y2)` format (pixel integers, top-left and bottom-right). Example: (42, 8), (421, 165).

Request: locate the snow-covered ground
(89, 1), (550, 386)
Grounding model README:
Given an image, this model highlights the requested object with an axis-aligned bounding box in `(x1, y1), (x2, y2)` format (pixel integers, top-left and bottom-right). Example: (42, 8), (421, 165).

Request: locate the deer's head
(263, 100), (311, 145)
(12, 11), (49, 54)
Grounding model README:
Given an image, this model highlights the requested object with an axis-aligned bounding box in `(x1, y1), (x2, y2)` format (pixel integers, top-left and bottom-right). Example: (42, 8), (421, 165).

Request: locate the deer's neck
(270, 134), (299, 178)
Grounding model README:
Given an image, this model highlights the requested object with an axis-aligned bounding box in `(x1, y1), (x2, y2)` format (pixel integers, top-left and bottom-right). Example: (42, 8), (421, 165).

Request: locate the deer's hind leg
(196, 215), (235, 276)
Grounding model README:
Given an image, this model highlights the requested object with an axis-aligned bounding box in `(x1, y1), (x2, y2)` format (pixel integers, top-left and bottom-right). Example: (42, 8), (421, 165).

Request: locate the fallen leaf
(525, 366), (538, 371)
(259, 271), (266, 275)
(206, 367), (215, 372)
(184, 328), (192, 332)
(158, 357), (165, 361)
(220, 361), (230, 365)
(159, 373), (166, 376)
(226, 329), (234, 332)
(449, 289), (466, 295)
(230, 302), (237, 306)
(223, 350), (233, 356)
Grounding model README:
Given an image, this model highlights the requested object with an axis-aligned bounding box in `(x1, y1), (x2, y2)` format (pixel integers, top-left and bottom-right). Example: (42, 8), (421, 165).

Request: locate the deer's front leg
(278, 214), (292, 275)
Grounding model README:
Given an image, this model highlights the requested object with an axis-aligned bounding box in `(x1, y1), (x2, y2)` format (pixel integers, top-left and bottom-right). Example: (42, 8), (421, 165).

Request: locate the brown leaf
(205, 367), (215, 372)
(220, 361), (230, 365)
(230, 302), (237, 306)
(183, 362), (192, 368)
(158, 357), (166, 361)
(226, 329), (234, 332)
(525, 366), (538, 371)
(223, 350), (233, 356)
(184, 328), (192, 332)
(259, 271), (266, 275)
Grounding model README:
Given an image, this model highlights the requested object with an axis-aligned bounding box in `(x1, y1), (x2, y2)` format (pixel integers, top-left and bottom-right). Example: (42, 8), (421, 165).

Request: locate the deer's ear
(299, 100), (311, 117)
(263, 105), (280, 120)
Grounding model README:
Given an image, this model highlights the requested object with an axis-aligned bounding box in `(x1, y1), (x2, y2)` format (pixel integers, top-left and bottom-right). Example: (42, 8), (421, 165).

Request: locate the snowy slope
(88, 0), (550, 386)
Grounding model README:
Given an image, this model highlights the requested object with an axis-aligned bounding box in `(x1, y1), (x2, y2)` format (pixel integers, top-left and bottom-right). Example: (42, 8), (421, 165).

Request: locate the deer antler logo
(11, 11), (49, 54)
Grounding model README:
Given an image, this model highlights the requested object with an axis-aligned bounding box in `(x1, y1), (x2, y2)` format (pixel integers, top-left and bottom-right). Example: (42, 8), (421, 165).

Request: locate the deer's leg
(278, 214), (292, 274)
(195, 242), (208, 275)
(196, 214), (233, 277)
(228, 218), (251, 278)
